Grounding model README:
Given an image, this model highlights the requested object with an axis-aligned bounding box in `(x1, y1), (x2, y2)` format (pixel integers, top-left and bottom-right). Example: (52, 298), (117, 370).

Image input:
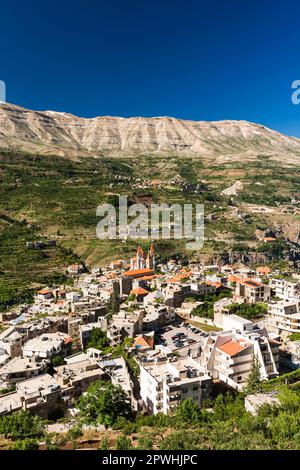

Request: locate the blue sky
(1, 0), (300, 136)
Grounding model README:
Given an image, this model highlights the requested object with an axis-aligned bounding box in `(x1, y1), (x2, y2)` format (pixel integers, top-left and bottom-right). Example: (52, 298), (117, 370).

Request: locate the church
(130, 241), (156, 271)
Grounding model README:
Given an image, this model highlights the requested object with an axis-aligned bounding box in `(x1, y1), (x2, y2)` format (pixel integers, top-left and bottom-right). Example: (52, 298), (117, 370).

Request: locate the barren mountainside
(0, 102), (300, 163)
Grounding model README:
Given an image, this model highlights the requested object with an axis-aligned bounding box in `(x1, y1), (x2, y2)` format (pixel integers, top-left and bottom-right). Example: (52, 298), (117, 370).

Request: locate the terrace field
(1, 148), (300, 307)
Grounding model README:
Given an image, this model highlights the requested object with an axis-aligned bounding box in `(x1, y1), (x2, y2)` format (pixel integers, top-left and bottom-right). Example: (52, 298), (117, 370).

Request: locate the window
(237, 376), (242, 382)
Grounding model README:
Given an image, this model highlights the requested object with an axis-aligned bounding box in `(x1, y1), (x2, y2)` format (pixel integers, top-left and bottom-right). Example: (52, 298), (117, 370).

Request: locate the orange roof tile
(228, 275), (243, 283)
(123, 268), (154, 278)
(240, 278), (263, 288)
(130, 287), (150, 296)
(257, 266), (271, 274)
(138, 275), (157, 281)
(206, 281), (222, 289)
(132, 334), (154, 349)
(218, 339), (251, 356)
(64, 337), (73, 344)
(37, 289), (51, 295)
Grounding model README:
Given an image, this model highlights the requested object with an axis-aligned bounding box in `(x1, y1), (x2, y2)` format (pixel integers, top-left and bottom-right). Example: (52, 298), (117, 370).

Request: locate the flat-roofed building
(140, 356), (211, 414)
(22, 332), (72, 359)
(0, 356), (48, 388)
(268, 300), (300, 337)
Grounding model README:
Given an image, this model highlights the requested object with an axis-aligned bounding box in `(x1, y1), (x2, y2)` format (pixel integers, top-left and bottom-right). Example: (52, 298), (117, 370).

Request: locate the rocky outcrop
(1, 103), (300, 163)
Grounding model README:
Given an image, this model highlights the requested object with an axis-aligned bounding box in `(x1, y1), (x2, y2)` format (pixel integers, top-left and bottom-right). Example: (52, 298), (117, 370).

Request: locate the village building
(200, 328), (279, 391)
(267, 300), (300, 337)
(0, 356), (48, 388)
(22, 332), (72, 359)
(234, 278), (271, 304)
(139, 356), (212, 414)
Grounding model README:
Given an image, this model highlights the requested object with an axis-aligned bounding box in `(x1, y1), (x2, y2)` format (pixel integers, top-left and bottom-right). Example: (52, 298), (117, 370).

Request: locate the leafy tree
(0, 410), (45, 439)
(137, 434), (153, 450)
(86, 328), (109, 350)
(176, 399), (202, 426)
(77, 380), (132, 427)
(51, 355), (65, 367)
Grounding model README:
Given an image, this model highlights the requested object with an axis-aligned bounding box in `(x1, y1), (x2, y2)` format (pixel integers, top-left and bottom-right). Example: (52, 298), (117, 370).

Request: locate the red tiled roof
(138, 275), (157, 281)
(257, 266), (271, 274)
(206, 281), (222, 289)
(218, 339), (251, 356)
(37, 289), (51, 295)
(228, 275), (243, 283)
(123, 268), (154, 278)
(240, 278), (263, 288)
(132, 334), (154, 349)
(130, 287), (150, 296)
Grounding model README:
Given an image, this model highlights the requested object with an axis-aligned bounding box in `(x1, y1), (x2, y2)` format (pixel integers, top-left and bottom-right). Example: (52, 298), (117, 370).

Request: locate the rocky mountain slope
(0, 102), (300, 163)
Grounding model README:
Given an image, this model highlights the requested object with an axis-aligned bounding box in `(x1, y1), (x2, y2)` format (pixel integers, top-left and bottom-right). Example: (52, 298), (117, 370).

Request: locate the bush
(116, 435), (132, 450)
(12, 439), (39, 450)
(0, 410), (45, 439)
(77, 380), (132, 427)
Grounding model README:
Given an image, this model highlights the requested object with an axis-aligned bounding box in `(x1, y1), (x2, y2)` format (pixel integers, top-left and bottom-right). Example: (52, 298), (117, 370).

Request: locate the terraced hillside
(1, 147), (300, 308)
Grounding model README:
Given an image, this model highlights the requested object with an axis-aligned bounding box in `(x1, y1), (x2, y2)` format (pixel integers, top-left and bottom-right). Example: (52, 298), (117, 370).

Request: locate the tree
(0, 410), (45, 439)
(51, 355), (65, 367)
(176, 399), (202, 426)
(245, 355), (261, 393)
(98, 434), (110, 450)
(77, 380), (132, 427)
(137, 434), (153, 450)
(87, 328), (109, 350)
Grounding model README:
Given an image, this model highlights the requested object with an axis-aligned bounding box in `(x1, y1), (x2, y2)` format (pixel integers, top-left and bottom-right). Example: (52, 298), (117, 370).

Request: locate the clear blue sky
(1, 0), (300, 136)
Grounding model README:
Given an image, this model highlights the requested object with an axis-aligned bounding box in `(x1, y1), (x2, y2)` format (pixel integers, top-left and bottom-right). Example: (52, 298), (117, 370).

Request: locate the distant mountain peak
(0, 102), (299, 163)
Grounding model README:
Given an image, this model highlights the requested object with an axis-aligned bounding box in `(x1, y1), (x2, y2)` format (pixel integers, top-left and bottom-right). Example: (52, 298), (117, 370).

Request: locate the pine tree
(245, 354), (261, 394)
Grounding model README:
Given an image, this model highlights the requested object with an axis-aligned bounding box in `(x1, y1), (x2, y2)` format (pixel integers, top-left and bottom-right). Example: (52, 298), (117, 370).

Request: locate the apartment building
(142, 305), (175, 331)
(267, 300), (300, 336)
(0, 356), (48, 388)
(269, 277), (300, 301)
(99, 357), (136, 408)
(234, 278), (271, 304)
(0, 327), (24, 359)
(165, 284), (191, 308)
(54, 359), (104, 406)
(22, 332), (72, 359)
(108, 310), (143, 346)
(79, 317), (108, 349)
(140, 356), (211, 414)
(0, 374), (61, 418)
(201, 329), (279, 391)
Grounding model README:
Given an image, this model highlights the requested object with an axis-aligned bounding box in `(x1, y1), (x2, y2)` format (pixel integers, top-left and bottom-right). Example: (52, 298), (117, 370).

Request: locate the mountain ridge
(0, 102), (300, 163)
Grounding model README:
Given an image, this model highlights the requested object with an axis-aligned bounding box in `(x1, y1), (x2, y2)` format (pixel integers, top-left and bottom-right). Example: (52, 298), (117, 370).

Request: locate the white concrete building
(269, 277), (300, 301)
(22, 332), (72, 359)
(201, 329), (279, 391)
(140, 356), (211, 414)
(268, 300), (300, 336)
